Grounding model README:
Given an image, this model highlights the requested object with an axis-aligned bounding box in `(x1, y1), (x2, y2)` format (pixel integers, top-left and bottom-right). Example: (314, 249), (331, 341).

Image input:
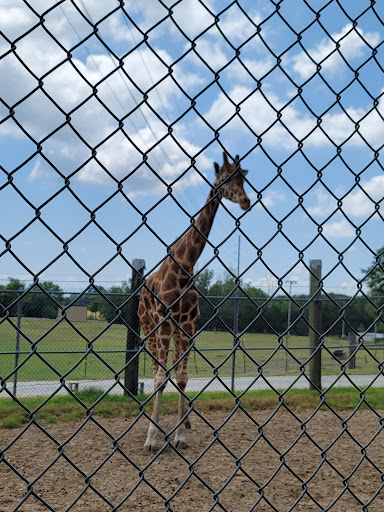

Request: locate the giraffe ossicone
(138, 152), (250, 453)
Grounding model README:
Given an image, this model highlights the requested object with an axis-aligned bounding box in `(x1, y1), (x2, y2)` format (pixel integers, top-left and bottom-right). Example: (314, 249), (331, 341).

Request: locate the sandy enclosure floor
(1, 407), (384, 512)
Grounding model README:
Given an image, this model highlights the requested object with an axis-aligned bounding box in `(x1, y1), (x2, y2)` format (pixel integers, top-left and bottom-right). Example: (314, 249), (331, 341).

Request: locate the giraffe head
(214, 152), (250, 210)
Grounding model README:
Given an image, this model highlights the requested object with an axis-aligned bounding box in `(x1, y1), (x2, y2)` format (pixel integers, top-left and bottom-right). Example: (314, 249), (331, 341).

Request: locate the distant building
(58, 306), (87, 322)
(359, 332), (384, 342)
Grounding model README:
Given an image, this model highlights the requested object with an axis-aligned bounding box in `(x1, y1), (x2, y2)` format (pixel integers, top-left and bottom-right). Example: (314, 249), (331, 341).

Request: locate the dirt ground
(1, 407), (384, 512)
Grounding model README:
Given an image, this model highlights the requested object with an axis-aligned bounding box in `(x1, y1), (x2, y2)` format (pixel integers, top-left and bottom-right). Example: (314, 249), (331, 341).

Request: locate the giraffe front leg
(144, 326), (171, 454)
(173, 330), (193, 449)
(173, 368), (189, 449)
(144, 369), (166, 453)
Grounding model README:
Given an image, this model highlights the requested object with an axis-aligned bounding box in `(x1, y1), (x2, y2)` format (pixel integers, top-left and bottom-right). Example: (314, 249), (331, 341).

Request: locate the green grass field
(1, 386), (383, 429)
(1, 318), (383, 383)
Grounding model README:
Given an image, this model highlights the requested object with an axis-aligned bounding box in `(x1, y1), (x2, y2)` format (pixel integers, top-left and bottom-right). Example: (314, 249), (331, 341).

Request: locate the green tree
(363, 246), (384, 296)
(23, 281), (63, 319)
(88, 287), (107, 315)
(197, 272), (235, 331)
(242, 284), (268, 299)
(0, 278), (25, 317)
(194, 269), (214, 295)
(198, 273), (271, 333)
(209, 275), (237, 296)
(361, 247), (384, 332)
(238, 285), (269, 333)
(97, 282), (132, 325)
(64, 287), (95, 307)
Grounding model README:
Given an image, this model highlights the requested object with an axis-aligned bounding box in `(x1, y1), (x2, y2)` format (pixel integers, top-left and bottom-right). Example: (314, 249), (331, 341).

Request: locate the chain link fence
(2, 289), (384, 397)
(2, 0), (384, 510)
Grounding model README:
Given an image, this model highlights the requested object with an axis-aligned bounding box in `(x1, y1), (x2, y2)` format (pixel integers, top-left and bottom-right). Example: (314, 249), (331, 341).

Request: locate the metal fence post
(309, 260), (322, 390)
(348, 331), (357, 370)
(231, 236), (241, 392)
(124, 259), (145, 396)
(13, 289), (23, 396)
(285, 280), (296, 372)
(231, 294), (239, 392)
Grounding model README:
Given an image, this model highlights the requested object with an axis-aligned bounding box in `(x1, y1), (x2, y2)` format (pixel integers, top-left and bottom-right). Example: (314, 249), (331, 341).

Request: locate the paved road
(2, 373), (384, 398)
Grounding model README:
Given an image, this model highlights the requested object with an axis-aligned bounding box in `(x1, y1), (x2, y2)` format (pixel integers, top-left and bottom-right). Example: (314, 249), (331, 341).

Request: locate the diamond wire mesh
(1, 0), (384, 510)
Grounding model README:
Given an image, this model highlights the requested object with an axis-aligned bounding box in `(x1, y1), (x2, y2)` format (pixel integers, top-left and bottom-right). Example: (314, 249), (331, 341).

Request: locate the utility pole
(285, 279), (296, 372)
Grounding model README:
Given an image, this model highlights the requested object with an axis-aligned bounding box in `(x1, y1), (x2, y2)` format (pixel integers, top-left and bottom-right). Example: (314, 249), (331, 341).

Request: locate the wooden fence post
(309, 259), (322, 390)
(124, 259), (145, 396)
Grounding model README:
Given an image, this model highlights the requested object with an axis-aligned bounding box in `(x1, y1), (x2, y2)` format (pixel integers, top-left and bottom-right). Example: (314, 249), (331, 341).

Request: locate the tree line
(194, 270), (382, 337)
(0, 278), (130, 321)
(1, 246), (383, 337)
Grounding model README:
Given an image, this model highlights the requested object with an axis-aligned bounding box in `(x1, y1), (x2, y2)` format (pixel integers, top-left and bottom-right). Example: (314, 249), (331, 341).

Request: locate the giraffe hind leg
(172, 322), (196, 448)
(174, 291), (199, 443)
(172, 330), (191, 430)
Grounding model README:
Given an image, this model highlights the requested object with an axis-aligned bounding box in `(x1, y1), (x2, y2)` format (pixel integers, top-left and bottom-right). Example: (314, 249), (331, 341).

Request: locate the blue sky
(1, 0), (384, 295)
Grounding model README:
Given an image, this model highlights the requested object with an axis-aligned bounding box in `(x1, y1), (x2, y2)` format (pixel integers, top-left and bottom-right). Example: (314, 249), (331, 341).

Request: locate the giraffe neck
(172, 188), (220, 272)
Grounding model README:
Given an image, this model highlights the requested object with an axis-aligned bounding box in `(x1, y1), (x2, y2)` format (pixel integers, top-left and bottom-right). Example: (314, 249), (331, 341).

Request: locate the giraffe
(138, 152), (250, 453)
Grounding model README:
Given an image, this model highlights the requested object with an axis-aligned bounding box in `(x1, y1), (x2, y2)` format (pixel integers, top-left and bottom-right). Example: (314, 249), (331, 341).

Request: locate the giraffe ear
(242, 169), (248, 176)
(214, 162), (220, 176)
(223, 152), (228, 165)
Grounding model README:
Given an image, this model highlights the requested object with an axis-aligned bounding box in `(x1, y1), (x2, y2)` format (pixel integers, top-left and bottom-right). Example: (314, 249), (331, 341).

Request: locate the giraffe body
(138, 153), (250, 453)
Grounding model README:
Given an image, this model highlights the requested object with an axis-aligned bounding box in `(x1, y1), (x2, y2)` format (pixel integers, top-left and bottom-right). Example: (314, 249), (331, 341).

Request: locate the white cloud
(225, 57), (274, 83)
(307, 175), (384, 221)
(73, 0), (126, 25)
(3, 1), (384, 198)
(84, 0), (216, 43)
(0, 0), (36, 41)
(192, 39), (230, 70)
(244, 272), (307, 295)
(219, 9), (261, 44)
(203, 81), (384, 150)
(29, 118), (210, 196)
(343, 175), (384, 216)
(292, 24), (380, 79)
(0, 3), (208, 191)
(259, 190), (286, 208)
(306, 189), (333, 218)
(203, 85), (316, 149)
(0, 1), (97, 57)
(334, 279), (365, 294)
(170, 0), (215, 39)
(111, 0), (215, 40)
(185, 7), (267, 80)
(244, 274), (278, 294)
(0, 0), (201, 117)
(323, 218), (355, 239)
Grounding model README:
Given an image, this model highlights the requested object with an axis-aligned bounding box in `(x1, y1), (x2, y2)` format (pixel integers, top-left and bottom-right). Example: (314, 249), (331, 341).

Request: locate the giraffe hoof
(185, 418), (191, 429)
(174, 439), (188, 450)
(144, 442), (158, 454)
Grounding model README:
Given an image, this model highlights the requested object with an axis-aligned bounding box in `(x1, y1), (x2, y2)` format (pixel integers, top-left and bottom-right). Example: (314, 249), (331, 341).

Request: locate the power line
(60, 2), (246, 273)
(64, 0), (201, 212)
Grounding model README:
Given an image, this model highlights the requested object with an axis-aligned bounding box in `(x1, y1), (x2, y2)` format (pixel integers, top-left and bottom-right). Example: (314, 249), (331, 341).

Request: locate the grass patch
(2, 318), (380, 382)
(0, 387), (383, 429)
(1, 414), (26, 429)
